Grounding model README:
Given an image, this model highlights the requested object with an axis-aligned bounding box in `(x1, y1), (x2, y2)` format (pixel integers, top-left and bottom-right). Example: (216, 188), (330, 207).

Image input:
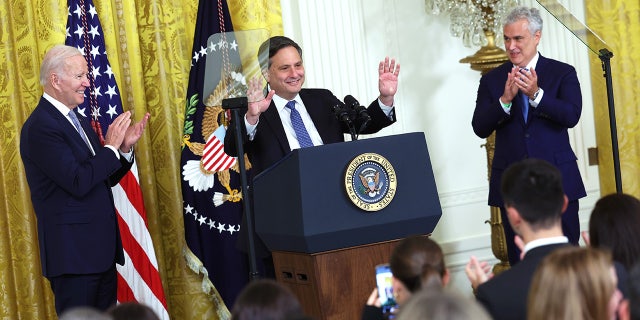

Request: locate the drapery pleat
(0, 0), (281, 319)
(586, 1), (640, 197)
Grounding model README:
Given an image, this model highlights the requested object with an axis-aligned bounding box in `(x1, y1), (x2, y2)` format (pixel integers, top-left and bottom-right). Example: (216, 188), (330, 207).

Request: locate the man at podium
(224, 35), (400, 175)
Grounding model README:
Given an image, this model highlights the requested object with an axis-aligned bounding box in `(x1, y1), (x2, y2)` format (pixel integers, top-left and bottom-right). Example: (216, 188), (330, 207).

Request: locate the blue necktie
(68, 111), (93, 152)
(519, 67), (530, 123)
(521, 91), (529, 123)
(285, 100), (314, 148)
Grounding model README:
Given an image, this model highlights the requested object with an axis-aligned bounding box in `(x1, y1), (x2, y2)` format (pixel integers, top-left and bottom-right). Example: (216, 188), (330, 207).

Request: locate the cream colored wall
(280, 0), (599, 297)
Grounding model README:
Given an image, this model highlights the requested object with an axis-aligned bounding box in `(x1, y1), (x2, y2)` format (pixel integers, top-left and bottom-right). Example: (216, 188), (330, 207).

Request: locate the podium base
(273, 239), (404, 320)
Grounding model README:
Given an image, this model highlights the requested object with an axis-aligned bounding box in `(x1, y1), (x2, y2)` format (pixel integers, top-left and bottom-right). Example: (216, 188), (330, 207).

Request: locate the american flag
(181, 0), (255, 313)
(202, 128), (236, 172)
(65, 0), (169, 318)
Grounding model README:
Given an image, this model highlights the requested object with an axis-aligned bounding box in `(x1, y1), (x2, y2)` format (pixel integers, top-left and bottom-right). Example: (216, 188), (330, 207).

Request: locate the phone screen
(375, 264), (398, 318)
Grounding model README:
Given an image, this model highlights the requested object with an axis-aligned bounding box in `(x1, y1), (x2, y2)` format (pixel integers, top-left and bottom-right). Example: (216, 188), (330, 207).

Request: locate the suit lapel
(77, 114), (101, 151)
(521, 54), (549, 125)
(41, 100), (90, 152)
(261, 101), (291, 152)
(534, 54), (548, 91)
(300, 90), (332, 143)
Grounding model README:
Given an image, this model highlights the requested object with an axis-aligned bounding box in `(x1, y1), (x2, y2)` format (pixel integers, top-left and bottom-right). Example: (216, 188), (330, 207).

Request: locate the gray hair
(397, 288), (492, 320)
(59, 306), (113, 320)
(39, 44), (84, 86)
(504, 6), (543, 35)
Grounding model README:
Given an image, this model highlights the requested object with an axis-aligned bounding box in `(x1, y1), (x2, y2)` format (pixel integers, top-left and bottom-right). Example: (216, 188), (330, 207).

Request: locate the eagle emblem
(359, 169), (382, 197)
(344, 153), (397, 212)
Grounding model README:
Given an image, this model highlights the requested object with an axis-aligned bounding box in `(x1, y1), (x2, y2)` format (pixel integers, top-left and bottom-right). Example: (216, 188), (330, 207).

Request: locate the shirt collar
(523, 236), (568, 255)
(273, 93), (302, 112)
(515, 52), (540, 70)
(43, 92), (75, 117)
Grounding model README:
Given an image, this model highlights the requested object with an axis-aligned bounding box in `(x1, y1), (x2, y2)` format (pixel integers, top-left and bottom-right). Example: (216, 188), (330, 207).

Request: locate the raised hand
(465, 255), (493, 291)
(378, 57), (400, 106)
(501, 66), (520, 104)
(120, 112), (150, 153)
(515, 67), (539, 99)
(104, 111), (132, 150)
(246, 76), (275, 125)
(366, 288), (381, 307)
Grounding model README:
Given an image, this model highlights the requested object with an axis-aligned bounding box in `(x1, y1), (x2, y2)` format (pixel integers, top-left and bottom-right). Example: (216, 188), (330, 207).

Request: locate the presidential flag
(65, 0), (169, 318)
(180, 0), (253, 312)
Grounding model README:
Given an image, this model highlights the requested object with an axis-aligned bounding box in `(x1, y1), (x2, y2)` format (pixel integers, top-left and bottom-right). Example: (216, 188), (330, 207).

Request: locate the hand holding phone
(375, 264), (398, 318)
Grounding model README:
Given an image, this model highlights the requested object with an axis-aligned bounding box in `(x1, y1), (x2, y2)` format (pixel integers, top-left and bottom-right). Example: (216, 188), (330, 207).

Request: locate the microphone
(344, 95), (370, 133)
(332, 103), (352, 125)
(344, 95), (370, 121)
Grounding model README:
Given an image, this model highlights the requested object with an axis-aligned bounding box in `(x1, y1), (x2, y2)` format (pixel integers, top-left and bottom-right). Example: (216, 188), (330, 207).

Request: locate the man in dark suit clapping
(20, 45), (149, 315)
(471, 6), (586, 266)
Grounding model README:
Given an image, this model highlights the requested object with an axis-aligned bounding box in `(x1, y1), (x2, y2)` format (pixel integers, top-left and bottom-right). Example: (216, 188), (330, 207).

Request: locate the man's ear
(506, 205), (522, 229)
(261, 68), (269, 83)
(560, 195), (568, 215)
(442, 268), (451, 287)
(50, 73), (60, 89)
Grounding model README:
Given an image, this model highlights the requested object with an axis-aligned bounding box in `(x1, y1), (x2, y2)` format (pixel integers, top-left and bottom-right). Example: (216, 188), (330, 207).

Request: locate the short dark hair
(500, 158), (564, 229)
(589, 193), (640, 269)
(258, 36), (303, 71)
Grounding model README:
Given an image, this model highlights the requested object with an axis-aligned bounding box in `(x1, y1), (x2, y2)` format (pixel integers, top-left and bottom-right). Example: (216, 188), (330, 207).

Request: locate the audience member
(106, 302), (160, 320)
(362, 235), (449, 320)
(527, 246), (625, 320)
(465, 158), (570, 320)
(586, 193), (640, 270)
(396, 288), (491, 320)
(231, 279), (305, 320)
(58, 306), (112, 320)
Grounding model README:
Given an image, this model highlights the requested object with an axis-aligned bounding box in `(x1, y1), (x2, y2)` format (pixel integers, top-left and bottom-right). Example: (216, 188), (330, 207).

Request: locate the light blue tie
(519, 67), (530, 123)
(68, 111), (93, 151)
(521, 91), (529, 123)
(285, 100), (314, 148)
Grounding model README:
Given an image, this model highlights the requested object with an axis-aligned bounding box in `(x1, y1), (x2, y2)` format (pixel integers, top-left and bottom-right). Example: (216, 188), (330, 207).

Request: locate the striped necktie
(285, 100), (314, 148)
(68, 110), (94, 153)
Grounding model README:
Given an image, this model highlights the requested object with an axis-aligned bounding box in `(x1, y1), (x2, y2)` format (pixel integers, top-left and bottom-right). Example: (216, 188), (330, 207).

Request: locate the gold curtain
(0, 0), (282, 319)
(586, 1), (640, 198)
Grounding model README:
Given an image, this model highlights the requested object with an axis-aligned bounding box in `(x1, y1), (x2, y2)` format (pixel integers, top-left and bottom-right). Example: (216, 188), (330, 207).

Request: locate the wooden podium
(272, 239), (404, 319)
(253, 133), (441, 319)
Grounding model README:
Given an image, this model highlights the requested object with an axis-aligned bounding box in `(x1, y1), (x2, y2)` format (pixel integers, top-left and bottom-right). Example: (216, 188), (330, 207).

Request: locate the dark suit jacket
(472, 55), (586, 207)
(225, 88), (396, 175)
(476, 243), (569, 320)
(20, 97), (130, 278)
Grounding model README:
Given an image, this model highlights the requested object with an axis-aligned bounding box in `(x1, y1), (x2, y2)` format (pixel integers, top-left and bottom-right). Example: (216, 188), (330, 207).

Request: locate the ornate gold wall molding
(459, 30), (511, 274)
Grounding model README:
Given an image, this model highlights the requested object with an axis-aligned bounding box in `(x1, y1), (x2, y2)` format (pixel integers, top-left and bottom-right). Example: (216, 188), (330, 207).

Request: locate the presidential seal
(344, 153), (397, 211)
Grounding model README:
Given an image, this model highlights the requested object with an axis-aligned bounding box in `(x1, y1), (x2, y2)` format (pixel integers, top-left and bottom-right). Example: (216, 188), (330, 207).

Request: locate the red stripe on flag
(116, 212), (167, 307)
(116, 273), (137, 302)
(118, 171), (148, 221)
(203, 135), (235, 172)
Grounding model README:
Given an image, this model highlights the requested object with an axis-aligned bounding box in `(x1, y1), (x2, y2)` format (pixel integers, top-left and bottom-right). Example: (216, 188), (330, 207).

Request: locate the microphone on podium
(332, 102), (352, 126)
(344, 95), (370, 133)
(333, 102), (356, 140)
